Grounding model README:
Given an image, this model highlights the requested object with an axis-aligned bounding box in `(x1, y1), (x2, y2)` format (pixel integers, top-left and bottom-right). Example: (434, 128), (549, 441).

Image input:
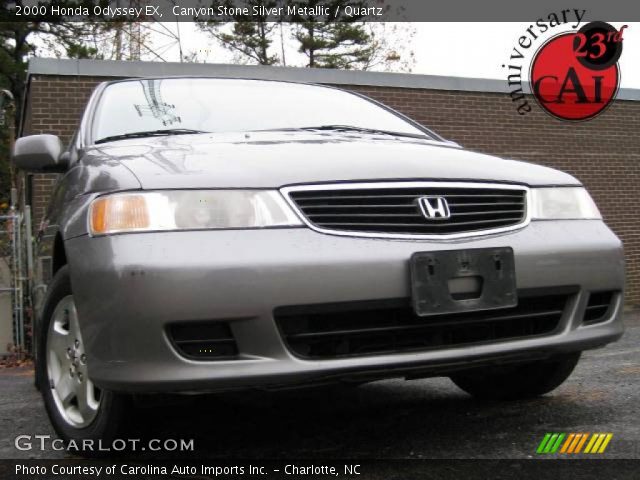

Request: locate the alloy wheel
(46, 295), (101, 428)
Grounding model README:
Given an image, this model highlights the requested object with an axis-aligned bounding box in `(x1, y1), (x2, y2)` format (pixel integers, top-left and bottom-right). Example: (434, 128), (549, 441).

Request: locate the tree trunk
(259, 22), (268, 65)
(308, 24), (315, 68)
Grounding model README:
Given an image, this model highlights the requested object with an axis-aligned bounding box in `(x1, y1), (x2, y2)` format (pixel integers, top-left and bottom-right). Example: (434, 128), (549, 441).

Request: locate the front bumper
(65, 220), (625, 393)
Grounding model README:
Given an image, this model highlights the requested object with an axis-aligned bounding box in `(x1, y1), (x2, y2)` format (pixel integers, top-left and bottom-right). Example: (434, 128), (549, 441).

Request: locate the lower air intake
(275, 292), (569, 360)
(583, 291), (617, 325)
(168, 322), (238, 360)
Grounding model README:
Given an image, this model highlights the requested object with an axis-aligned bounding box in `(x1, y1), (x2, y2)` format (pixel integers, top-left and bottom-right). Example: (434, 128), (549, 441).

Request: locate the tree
(197, 1), (413, 70)
(0, 1), (114, 206)
(359, 23), (416, 72)
(290, 0), (373, 69)
(198, 0), (280, 65)
(218, 21), (279, 65)
(0, 4), (115, 125)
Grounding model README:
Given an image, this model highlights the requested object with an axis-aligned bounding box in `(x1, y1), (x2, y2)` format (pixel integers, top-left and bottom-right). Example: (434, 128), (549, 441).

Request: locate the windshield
(92, 78), (432, 143)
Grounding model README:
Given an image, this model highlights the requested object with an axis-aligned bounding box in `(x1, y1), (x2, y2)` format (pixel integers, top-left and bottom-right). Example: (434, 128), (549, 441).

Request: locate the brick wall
(22, 74), (640, 305)
(23, 75), (105, 227)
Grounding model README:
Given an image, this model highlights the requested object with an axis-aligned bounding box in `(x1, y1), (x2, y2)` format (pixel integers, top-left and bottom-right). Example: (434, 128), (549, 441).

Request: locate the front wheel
(450, 353), (581, 400)
(36, 266), (128, 449)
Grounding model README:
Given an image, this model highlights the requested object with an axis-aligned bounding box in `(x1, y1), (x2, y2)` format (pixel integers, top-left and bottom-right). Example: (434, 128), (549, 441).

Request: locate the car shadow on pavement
(128, 376), (620, 459)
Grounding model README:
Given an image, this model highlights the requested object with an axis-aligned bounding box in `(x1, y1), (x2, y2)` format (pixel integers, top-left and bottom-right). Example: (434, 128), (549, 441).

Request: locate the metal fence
(0, 202), (33, 355)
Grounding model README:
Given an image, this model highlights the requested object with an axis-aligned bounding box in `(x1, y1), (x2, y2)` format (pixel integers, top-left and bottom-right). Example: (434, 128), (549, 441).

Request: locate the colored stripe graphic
(537, 433), (552, 454)
(585, 433), (614, 454)
(537, 433), (565, 454)
(560, 433), (575, 453)
(550, 433), (565, 453)
(598, 434), (613, 453)
(544, 433), (560, 453)
(584, 433), (599, 453)
(588, 434), (605, 453)
(537, 433), (613, 454)
(574, 433), (589, 454)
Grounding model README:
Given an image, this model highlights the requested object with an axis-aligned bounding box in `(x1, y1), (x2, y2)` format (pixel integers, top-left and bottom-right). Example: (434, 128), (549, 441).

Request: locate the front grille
(285, 183), (528, 237)
(583, 291), (617, 324)
(275, 292), (568, 359)
(168, 322), (238, 360)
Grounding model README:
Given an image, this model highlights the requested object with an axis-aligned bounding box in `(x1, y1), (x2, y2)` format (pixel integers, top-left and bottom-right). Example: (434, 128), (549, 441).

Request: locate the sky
(142, 22), (639, 88)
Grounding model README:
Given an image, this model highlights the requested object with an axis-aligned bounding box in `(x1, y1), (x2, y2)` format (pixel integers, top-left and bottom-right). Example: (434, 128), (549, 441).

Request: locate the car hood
(85, 131), (580, 189)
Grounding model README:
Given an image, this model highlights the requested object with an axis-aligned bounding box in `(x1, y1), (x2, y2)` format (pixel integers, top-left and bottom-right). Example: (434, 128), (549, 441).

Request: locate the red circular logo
(530, 29), (621, 121)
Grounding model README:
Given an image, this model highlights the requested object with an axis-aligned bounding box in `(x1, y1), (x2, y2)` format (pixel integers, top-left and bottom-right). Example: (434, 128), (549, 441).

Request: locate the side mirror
(12, 134), (68, 172)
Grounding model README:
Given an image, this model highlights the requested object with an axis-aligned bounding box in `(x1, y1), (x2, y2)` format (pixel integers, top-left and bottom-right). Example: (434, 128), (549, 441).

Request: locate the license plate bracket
(410, 247), (517, 317)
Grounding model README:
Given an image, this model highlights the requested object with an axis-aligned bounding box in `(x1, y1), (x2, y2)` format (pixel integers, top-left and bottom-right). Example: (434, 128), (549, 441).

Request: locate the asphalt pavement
(1, 311), (639, 461)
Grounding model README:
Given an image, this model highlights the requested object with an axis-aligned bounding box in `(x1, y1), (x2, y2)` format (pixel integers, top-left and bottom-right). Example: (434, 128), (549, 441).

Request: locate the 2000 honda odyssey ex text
(13, 78), (624, 444)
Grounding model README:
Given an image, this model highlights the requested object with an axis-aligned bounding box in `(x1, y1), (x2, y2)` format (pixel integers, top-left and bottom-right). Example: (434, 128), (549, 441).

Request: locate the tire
(36, 265), (129, 450)
(450, 353), (581, 401)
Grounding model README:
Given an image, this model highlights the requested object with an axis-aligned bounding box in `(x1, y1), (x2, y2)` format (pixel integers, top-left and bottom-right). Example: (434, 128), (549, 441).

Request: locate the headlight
(530, 187), (601, 220)
(89, 190), (302, 235)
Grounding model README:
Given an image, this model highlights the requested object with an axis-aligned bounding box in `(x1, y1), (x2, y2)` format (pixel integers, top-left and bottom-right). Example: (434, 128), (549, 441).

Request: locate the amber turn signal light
(89, 194), (150, 235)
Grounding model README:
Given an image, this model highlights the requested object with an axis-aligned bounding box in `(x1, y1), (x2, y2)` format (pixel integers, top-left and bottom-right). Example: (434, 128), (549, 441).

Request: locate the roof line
(26, 57), (640, 101)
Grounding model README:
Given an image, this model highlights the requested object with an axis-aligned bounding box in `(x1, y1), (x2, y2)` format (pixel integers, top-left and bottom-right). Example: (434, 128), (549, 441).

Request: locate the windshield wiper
(253, 125), (430, 140)
(94, 129), (209, 144)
